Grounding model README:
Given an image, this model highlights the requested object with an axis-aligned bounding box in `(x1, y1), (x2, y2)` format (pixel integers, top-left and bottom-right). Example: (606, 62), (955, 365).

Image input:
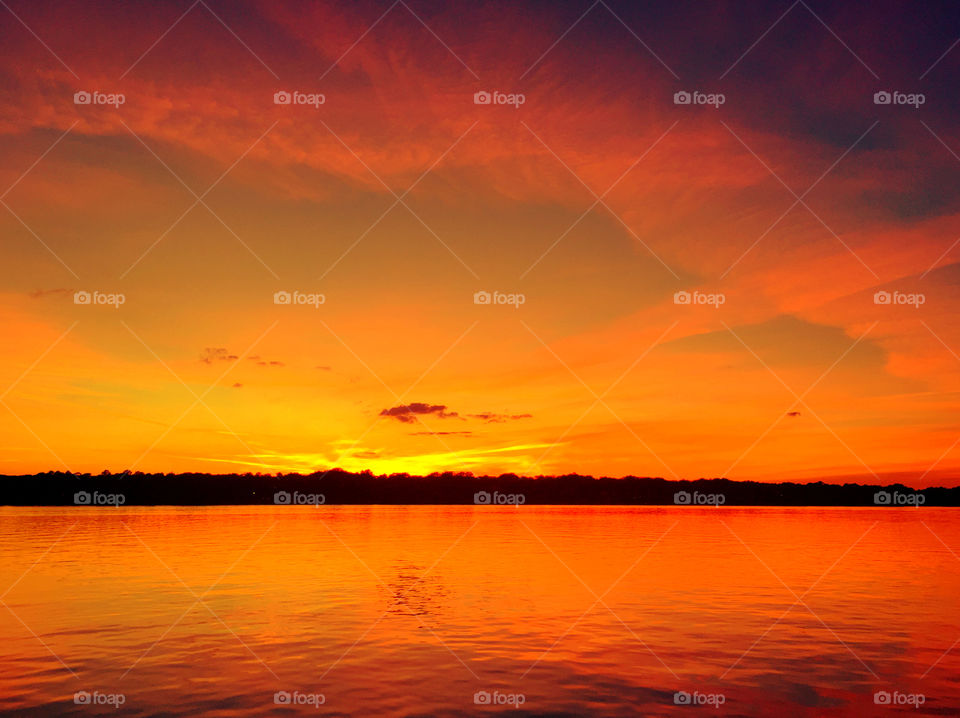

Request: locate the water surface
(1, 506), (957, 716)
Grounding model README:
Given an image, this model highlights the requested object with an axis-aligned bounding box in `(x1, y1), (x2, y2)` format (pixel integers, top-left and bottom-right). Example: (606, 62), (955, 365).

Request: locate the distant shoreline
(1, 472), (956, 506)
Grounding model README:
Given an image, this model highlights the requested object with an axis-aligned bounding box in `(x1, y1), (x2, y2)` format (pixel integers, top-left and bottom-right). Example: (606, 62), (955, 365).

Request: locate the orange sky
(1, 0), (959, 485)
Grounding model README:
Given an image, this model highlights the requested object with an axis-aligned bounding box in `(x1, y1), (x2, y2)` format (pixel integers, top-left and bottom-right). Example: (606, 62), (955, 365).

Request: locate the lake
(1, 506), (957, 716)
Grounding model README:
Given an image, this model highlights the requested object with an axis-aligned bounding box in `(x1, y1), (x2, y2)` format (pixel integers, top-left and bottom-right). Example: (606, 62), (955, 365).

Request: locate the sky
(1, 0), (959, 485)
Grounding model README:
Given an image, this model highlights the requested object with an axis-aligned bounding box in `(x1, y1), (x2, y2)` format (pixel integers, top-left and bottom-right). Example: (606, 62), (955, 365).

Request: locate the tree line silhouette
(0, 470), (957, 506)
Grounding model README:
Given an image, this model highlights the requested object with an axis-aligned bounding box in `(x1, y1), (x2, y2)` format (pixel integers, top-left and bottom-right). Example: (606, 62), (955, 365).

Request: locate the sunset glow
(2, 0), (959, 485)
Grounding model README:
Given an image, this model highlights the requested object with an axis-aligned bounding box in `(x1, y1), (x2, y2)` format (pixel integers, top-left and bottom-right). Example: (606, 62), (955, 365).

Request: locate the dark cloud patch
(468, 412), (533, 423)
(380, 403), (459, 423)
(203, 349), (283, 367)
(232, 382), (243, 389)
(787, 411), (801, 417)
(380, 405), (531, 425)
(411, 430), (473, 436)
(247, 356), (284, 367)
(861, 165), (960, 221)
(201, 347), (238, 364)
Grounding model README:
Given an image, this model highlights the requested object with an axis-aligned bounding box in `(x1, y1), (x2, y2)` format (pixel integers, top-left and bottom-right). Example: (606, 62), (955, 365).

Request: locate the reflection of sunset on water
(2, 507), (959, 715)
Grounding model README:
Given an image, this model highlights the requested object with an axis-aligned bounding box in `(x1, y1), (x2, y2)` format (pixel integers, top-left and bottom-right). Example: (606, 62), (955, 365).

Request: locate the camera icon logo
(74, 290), (92, 305)
(673, 290), (691, 305)
(74, 91), (91, 105)
(74, 491), (91, 505)
(673, 691), (692, 705)
(274, 691), (292, 705)
(274, 290), (292, 305)
(474, 690), (491, 704)
(274, 91), (291, 105)
(473, 290), (492, 305)
(874, 691), (891, 705)
(474, 91), (491, 105)
(874, 491), (891, 505)
(873, 91), (892, 105)
(673, 91), (691, 105)
(874, 290), (891, 305)
(74, 691), (91, 704)
(274, 491), (291, 505)
(474, 491), (491, 505)
(674, 491), (691, 505)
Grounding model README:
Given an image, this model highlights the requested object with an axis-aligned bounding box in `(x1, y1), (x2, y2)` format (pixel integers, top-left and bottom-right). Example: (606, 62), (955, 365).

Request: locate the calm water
(0, 506), (958, 716)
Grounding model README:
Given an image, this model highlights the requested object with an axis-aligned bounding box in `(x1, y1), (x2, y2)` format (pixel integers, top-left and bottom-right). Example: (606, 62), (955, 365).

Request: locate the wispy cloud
(468, 412), (533, 423)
